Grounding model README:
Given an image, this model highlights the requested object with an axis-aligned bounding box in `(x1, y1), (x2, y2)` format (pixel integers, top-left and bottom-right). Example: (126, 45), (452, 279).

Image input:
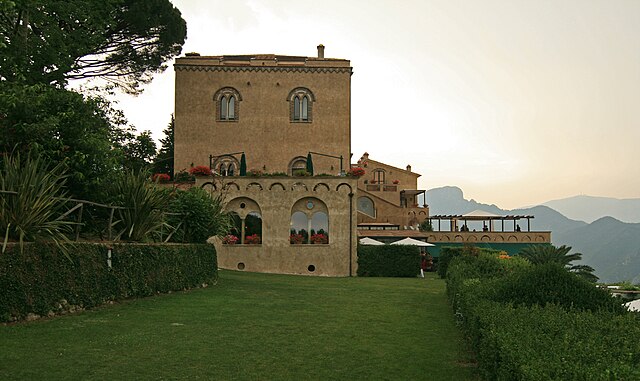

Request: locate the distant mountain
(542, 195), (640, 223)
(424, 186), (640, 283)
(554, 217), (640, 283)
(424, 186), (586, 234)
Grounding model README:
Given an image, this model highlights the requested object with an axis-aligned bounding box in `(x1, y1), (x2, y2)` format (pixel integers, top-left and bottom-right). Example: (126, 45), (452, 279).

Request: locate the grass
(0, 271), (477, 380)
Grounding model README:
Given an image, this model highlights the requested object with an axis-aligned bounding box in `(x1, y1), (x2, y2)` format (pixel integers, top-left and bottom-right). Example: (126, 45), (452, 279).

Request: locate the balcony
(365, 184), (398, 192)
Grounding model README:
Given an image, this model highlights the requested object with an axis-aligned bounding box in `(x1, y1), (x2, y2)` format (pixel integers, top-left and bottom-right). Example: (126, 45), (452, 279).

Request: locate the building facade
(174, 46), (358, 276)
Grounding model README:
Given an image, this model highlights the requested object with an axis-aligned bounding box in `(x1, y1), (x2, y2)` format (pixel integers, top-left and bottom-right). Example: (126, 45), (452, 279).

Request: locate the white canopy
(390, 237), (435, 247)
(625, 299), (640, 312)
(462, 209), (503, 218)
(359, 237), (385, 246)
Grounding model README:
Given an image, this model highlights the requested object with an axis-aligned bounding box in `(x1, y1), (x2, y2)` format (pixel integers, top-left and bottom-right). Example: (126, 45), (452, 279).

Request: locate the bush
(152, 173), (171, 183)
(437, 246), (504, 278)
(487, 263), (626, 314)
(0, 242), (217, 322)
(110, 170), (170, 242)
(0, 152), (75, 251)
(445, 250), (639, 380)
(471, 302), (640, 380)
(165, 187), (231, 243)
(357, 245), (420, 277)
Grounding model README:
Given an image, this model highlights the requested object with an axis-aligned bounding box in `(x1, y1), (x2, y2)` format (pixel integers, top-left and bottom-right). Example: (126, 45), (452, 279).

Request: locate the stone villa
(173, 45), (550, 276)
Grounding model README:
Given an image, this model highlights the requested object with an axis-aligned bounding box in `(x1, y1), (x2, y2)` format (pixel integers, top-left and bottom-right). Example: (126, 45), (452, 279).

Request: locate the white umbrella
(625, 299), (640, 312)
(390, 237), (435, 247)
(359, 237), (385, 245)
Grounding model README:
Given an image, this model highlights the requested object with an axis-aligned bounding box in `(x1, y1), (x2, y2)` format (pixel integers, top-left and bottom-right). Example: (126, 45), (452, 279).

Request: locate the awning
(359, 237), (385, 246)
(390, 237), (435, 247)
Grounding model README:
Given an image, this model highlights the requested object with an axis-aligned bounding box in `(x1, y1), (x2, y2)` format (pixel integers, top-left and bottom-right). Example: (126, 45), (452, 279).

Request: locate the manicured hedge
(446, 253), (640, 380)
(357, 245), (420, 277)
(0, 242), (217, 322)
(437, 246), (504, 278)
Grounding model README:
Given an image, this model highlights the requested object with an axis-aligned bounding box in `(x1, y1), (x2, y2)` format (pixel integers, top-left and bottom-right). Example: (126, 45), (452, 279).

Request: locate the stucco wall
(200, 176), (359, 277)
(174, 56), (352, 176)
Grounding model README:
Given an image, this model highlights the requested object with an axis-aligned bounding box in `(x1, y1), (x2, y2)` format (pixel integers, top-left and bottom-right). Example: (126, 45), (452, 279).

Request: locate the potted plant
(347, 166), (365, 178)
(311, 233), (328, 244)
(189, 165), (212, 177)
(392, 179), (400, 184)
(244, 234), (261, 244)
(222, 235), (239, 245)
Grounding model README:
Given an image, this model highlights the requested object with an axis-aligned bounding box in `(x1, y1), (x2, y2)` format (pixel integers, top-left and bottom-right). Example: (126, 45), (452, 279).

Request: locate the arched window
(288, 88), (315, 122)
(357, 197), (375, 217)
(214, 87), (242, 121)
(214, 155), (239, 176)
(289, 156), (308, 176)
(224, 198), (262, 245)
(290, 198), (329, 244)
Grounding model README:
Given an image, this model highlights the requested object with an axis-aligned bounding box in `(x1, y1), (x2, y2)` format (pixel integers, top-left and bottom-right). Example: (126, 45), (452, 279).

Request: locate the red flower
(348, 167), (365, 178)
(152, 173), (171, 183)
(189, 165), (212, 176)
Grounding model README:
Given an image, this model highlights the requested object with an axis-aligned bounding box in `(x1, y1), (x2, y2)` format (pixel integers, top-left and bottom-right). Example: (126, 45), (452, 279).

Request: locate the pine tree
(153, 115), (175, 178)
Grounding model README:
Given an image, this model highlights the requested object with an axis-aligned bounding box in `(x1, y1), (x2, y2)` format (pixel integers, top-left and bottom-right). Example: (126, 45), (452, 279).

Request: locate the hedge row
(0, 242), (217, 322)
(446, 252), (639, 380)
(437, 246), (504, 278)
(357, 245), (420, 277)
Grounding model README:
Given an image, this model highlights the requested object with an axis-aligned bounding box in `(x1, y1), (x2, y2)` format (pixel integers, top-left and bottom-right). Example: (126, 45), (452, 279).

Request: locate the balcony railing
(365, 184), (398, 192)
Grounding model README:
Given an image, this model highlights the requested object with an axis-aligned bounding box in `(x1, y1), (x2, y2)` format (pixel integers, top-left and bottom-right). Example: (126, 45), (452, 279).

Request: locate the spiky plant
(111, 170), (171, 242)
(519, 244), (599, 282)
(0, 152), (74, 252)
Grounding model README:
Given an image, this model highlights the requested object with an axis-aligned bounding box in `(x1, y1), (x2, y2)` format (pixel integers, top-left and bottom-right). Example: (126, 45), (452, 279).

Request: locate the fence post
(75, 203), (84, 241)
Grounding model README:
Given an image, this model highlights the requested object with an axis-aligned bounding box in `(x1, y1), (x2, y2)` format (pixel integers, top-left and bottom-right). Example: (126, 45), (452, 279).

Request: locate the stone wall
(199, 176), (358, 276)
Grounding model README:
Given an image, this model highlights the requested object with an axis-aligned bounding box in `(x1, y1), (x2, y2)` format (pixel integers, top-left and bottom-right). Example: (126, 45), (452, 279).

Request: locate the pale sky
(112, 0), (640, 210)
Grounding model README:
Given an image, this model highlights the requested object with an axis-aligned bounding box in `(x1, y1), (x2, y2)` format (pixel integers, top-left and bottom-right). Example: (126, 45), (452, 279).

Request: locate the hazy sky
(112, 0), (640, 209)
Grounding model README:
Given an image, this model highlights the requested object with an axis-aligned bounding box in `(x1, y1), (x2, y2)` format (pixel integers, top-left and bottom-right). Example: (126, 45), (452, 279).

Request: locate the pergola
(429, 209), (535, 232)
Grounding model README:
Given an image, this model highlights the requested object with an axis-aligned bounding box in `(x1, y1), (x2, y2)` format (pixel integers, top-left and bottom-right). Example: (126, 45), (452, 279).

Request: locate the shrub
(165, 187), (231, 243)
(189, 165), (212, 176)
(0, 152), (75, 252)
(357, 245), (420, 277)
(174, 169), (195, 183)
(110, 170), (170, 242)
(488, 263), (626, 314)
(445, 250), (638, 380)
(437, 246), (504, 278)
(0, 242), (217, 322)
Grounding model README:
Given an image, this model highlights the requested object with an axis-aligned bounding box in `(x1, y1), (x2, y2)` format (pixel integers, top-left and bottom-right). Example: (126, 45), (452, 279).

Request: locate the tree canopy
(0, 0), (187, 94)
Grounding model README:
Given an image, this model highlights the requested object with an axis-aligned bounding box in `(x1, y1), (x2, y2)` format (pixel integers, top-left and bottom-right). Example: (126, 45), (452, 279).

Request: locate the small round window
(306, 201), (314, 210)
(240, 202), (246, 209)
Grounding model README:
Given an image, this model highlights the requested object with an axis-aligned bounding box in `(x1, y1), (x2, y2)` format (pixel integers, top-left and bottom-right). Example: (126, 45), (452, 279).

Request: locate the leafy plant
(165, 187), (231, 243)
(110, 170), (170, 242)
(0, 152), (74, 253)
(519, 244), (598, 282)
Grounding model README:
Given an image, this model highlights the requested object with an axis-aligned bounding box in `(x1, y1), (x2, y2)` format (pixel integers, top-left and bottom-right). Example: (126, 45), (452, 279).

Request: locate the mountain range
(542, 195), (640, 223)
(422, 186), (640, 283)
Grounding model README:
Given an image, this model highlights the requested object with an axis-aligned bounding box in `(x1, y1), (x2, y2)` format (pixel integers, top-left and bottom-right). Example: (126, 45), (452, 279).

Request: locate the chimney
(317, 44), (325, 59)
(406, 164), (412, 172)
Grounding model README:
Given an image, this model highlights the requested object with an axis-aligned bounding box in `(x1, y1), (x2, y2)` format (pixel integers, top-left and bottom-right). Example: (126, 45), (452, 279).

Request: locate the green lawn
(0, 271), (477, 380)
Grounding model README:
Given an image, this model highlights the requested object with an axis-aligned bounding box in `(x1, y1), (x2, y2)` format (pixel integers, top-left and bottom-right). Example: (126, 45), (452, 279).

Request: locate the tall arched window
(288, 88), (315, 122)
(224, 198), (262, 245)
(214, 87), (242, 121)
(290, 198), (329, 244)
(357, 197), (375, 217)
